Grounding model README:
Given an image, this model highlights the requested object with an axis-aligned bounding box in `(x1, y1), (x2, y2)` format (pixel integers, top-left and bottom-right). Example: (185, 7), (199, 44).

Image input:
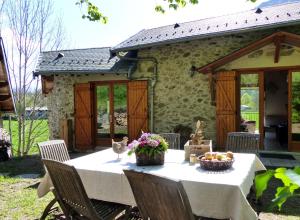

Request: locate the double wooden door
(74, 81), (148, 150)
(216, 70), (300, 152)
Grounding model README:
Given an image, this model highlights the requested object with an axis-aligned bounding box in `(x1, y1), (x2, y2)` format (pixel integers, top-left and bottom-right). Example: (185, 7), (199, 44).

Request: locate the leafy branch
(75, 0), (107, 23)
(76, 0), (259, 23)
(255, 166), (300, 210)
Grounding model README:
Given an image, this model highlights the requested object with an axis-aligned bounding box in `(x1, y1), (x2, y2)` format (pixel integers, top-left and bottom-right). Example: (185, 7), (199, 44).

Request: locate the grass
(0, 176), (54, 220)
(0, 156), (56, 220)
(3, 119), (49, 155)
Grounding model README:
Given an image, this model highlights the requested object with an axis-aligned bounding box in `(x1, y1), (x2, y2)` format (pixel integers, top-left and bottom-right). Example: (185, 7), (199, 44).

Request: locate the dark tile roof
(34, 47), (136, 75)
(112, 2), (300, 52)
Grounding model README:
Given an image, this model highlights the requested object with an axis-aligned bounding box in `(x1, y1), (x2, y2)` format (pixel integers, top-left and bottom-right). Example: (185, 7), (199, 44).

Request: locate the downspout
(116, 52), (158, 132)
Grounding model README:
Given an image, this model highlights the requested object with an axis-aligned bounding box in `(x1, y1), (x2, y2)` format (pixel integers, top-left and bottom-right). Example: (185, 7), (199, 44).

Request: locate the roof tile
(112, 2), (300, 52)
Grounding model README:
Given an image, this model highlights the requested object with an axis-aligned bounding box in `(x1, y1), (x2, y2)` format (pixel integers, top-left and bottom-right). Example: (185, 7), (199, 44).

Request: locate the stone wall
(45, 25), (300, 145)
(46, 74), (127, 139)
(134, 26), (300, 143)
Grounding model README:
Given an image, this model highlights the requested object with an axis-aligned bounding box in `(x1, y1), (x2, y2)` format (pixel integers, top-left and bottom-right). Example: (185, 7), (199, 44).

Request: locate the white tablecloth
(38, 149), (265, 220)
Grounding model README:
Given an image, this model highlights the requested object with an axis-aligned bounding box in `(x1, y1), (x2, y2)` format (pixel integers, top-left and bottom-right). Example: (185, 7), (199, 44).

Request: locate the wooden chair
(226, 132), (260, 154)
(38, 140), (70, 162)
(38, 140), (70, 219)
(159, 133), (180, 149)
(123, 169), (196, 220)
(43, 159), (130, 220)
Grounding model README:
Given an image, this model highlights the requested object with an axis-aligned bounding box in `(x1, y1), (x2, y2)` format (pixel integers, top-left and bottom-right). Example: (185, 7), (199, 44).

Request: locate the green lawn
(3, 119), (49, 155)
(0, 155), (57, 220)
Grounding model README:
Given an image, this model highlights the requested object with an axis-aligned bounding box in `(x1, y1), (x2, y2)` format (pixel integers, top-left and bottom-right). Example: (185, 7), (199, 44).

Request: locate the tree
(76, 0), (199, 23)
(76, 0), (258, 23)
(4, 0), (66, 156)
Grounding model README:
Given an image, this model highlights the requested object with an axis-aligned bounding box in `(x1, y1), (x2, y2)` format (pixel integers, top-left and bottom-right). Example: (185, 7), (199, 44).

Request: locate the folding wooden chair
(124, 169), (196, 220)
(43, 159), (130, 220)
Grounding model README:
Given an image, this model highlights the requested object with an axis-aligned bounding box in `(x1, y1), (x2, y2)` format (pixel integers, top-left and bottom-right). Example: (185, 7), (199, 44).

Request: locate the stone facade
(46, 25), (300, 146)
(46, 74), (127, 139)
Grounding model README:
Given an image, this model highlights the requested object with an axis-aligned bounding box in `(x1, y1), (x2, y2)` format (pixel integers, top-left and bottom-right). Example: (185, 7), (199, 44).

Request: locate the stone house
(35, 2), (300, 152)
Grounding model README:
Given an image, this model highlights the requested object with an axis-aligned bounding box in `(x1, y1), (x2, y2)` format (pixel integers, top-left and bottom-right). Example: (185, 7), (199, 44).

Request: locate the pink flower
(147, 139), (159, 147)
(127, 140), (139, 149)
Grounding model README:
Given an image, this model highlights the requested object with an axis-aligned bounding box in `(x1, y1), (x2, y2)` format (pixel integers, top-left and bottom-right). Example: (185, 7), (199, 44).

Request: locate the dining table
(37, 148), (266, 220)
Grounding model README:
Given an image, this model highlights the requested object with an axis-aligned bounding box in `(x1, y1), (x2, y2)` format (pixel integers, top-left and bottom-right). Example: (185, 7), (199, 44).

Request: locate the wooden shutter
(216, 71), (238, 148)
(74, 83), (93, 150)
(128, 81), (148, 141)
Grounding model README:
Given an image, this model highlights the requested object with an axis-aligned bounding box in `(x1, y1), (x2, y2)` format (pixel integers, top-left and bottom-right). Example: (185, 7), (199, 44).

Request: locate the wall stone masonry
(45, 25), (300, 146)
(46, 74), (127, 139)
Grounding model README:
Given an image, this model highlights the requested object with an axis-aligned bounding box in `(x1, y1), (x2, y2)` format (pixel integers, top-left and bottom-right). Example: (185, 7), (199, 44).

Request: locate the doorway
(264, 71), (288, 151)
(94, 82), (128, 146)
(239, 70), (289, 151)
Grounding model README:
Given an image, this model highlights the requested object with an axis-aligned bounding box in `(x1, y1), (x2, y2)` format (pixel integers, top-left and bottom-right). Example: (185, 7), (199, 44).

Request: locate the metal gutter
(116, 51), (158, 133)
(33, 69), (128, 77)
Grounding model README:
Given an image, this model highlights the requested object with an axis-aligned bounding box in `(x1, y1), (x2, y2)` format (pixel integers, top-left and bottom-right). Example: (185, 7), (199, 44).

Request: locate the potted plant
(128, 132), (168, 166)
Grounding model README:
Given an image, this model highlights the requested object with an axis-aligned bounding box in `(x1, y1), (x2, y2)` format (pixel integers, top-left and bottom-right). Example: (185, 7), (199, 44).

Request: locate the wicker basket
(198, 156), (234, 171)
(135, 152), (165, 166)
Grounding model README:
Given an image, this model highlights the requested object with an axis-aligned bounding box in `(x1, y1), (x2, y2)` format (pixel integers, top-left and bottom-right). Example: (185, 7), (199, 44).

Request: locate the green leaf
(285, 170), (300, 186)
(190, 0), (198, 4)
(275, 172), (291, 186)
(169, 4), (178, 10)
(255, 170), (274, 199)
(270, 186), (292, 210)
(270, 184), (299, 210)
(294, 166), (300, 175)
(275, 167), (287, 173)
(155, 5), (165, 14)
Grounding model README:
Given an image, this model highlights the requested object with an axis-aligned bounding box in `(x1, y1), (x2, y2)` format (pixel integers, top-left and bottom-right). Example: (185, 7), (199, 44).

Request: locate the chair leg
(40, 198), (57, 220)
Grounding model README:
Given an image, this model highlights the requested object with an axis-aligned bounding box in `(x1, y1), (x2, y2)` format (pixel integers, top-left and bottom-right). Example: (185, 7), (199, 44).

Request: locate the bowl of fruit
(198, 151), (234, 171)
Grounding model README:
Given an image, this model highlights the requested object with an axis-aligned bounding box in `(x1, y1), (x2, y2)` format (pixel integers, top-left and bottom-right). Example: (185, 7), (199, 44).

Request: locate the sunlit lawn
(3, 119), (49, 155)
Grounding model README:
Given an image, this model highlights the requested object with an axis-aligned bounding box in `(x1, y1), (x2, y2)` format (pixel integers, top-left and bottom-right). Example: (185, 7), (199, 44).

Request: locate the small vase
(135, 151), (165, 166)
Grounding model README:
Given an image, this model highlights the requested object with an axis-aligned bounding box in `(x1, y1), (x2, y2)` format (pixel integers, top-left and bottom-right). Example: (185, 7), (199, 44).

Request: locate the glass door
(96, 85), (111, 138)
(240, 73), (260, 133)
(289, 71), (300, 151)
(95, 82), (128, 146)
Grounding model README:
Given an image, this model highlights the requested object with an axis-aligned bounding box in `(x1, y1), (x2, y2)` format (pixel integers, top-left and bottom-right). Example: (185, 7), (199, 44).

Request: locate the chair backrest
(159, 133), (180, 149)
(38, 140), (70, 162)
(42, 159), (101, 219)
(226, 132), (260, 153)
(124, 169), (195, 220)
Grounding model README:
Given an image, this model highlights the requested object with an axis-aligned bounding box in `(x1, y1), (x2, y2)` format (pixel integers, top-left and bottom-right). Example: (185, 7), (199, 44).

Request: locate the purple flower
(147, 139), (159, 147)
(127, 140), (139, 149)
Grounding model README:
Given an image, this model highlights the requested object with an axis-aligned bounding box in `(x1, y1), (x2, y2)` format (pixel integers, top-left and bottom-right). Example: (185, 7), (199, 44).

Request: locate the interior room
(264, 70), (288, 151)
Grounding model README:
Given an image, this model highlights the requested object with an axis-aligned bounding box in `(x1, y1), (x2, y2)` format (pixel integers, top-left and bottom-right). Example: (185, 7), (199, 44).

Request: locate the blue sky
(53, 0), (270, 49)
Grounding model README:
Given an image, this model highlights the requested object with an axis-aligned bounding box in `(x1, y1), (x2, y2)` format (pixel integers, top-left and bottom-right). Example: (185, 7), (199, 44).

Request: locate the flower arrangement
(127, 132), (168, 156)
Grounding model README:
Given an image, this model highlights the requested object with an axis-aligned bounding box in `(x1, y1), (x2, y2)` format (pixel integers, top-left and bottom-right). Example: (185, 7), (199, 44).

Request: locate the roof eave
(0, 38), (16, 114)
(33, 69), (128, 76)
(111, 20), (300, 53)
(196, 31), (300, 73)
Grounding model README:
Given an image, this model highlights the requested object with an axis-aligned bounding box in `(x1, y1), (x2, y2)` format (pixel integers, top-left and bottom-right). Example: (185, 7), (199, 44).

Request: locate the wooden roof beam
(273, 35), (285, 63)
(195, 31), (300, 73)
(0, 91), (10, 96)
(0, 81), (8, 88)
(0, 95), (11, 102)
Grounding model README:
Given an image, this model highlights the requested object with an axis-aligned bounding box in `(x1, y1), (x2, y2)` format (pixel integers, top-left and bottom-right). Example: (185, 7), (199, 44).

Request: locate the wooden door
(288, 70), (300, 152)
(128, 81), (148, 141)
(216, 71), (238, 149)
(94, 82), (128, 146)
(74, 83), (93, 150)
